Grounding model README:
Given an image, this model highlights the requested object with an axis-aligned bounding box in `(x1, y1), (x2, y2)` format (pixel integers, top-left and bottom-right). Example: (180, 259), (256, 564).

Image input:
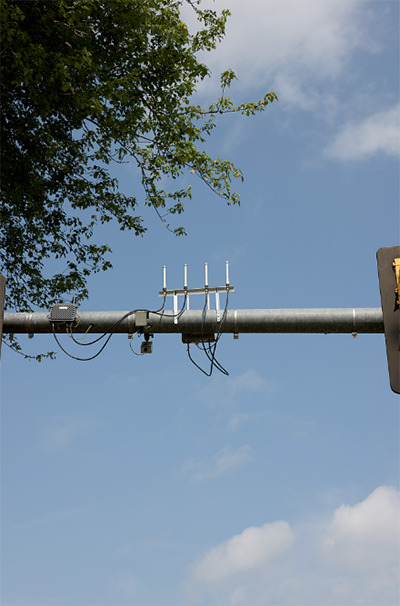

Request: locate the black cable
(54, 293), (188, 362)
(187, 289), (229, 376)
(151, 292), (187, 319)
(52, 323), (115, 361)
(201, 289), (229, 375)
(54, 300), (167, 359)
(187, 342), (212, 376)
(67, 295), (168, 347)
(56, 283), (227, 371)
(129, 332), (144, 356)
(202, 339), (228, 375)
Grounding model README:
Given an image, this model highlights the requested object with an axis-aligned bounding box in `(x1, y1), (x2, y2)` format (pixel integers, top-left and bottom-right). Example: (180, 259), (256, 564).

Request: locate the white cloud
(200, 368), (274, 408)
(183, 1), (381, 109)
(321, 485), (400, 572)
(191, 520), (296, 583)
(226, 411), (264, 431)
(228, 584), (251, 605)
(42, 413), (97, 450)
(113, 572), (137, 599)
(228, 368), (269, 393)
(182, 444), (251, 480)
(324, 104), (400, 160)
(184, 485), (400, 605)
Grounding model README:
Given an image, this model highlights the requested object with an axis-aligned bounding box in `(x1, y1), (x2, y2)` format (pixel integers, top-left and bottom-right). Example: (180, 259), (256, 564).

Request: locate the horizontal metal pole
(3, 308), (384, 335)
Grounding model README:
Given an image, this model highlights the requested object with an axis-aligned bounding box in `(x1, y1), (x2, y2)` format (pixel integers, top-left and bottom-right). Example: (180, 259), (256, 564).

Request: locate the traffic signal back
(376, 246), (400, 395)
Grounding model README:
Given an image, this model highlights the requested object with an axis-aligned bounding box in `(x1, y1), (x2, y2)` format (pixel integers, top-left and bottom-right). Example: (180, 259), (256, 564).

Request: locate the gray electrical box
(49, 303), (78, 323)
(135, 311), (148, 327)
(182, 333), (216, 345)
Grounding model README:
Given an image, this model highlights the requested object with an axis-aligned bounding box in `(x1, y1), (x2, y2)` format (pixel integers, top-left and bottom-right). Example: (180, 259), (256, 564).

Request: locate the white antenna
(205, 263), (210, 310)
(184, 264), (189, 310)
(158, 262), (234, 324)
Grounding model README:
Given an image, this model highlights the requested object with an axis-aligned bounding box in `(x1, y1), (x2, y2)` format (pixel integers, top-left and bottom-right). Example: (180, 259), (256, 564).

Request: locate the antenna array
(159, 262), (234, 324)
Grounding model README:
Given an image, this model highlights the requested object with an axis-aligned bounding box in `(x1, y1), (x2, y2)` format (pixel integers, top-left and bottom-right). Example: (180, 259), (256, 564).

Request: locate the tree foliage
(1, 0), (277, 325)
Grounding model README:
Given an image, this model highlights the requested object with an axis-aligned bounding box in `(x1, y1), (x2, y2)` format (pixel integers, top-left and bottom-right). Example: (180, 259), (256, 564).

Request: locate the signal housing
(376, 246), (400, 394)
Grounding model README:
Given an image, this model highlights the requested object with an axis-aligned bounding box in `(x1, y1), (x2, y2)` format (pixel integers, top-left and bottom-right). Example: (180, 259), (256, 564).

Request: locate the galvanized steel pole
(3, 308), (384, 335)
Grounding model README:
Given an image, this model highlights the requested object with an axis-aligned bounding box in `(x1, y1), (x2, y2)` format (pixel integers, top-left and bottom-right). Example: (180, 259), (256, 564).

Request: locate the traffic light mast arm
(3, 251), (398, 392)
(3, 308), (383, 335)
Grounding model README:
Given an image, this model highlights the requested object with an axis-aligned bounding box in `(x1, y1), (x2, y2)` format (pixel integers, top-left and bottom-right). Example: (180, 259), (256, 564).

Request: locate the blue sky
(1, 1), (399, 605)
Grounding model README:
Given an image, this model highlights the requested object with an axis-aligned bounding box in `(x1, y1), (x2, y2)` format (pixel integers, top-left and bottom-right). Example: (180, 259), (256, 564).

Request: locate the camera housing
(141, 341), (153, 354)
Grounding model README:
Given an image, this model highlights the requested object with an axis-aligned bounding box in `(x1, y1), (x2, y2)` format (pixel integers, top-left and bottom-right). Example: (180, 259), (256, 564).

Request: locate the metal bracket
(182, 333), (216, 345)
(173, 292), (178, 325)
(393, 258), (400, 306)
(215, 290), (220, 322)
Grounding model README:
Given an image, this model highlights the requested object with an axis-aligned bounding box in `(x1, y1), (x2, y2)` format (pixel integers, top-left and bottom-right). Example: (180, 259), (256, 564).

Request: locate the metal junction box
(48, 303), (78, 323)
(135, 311), (148, 327)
